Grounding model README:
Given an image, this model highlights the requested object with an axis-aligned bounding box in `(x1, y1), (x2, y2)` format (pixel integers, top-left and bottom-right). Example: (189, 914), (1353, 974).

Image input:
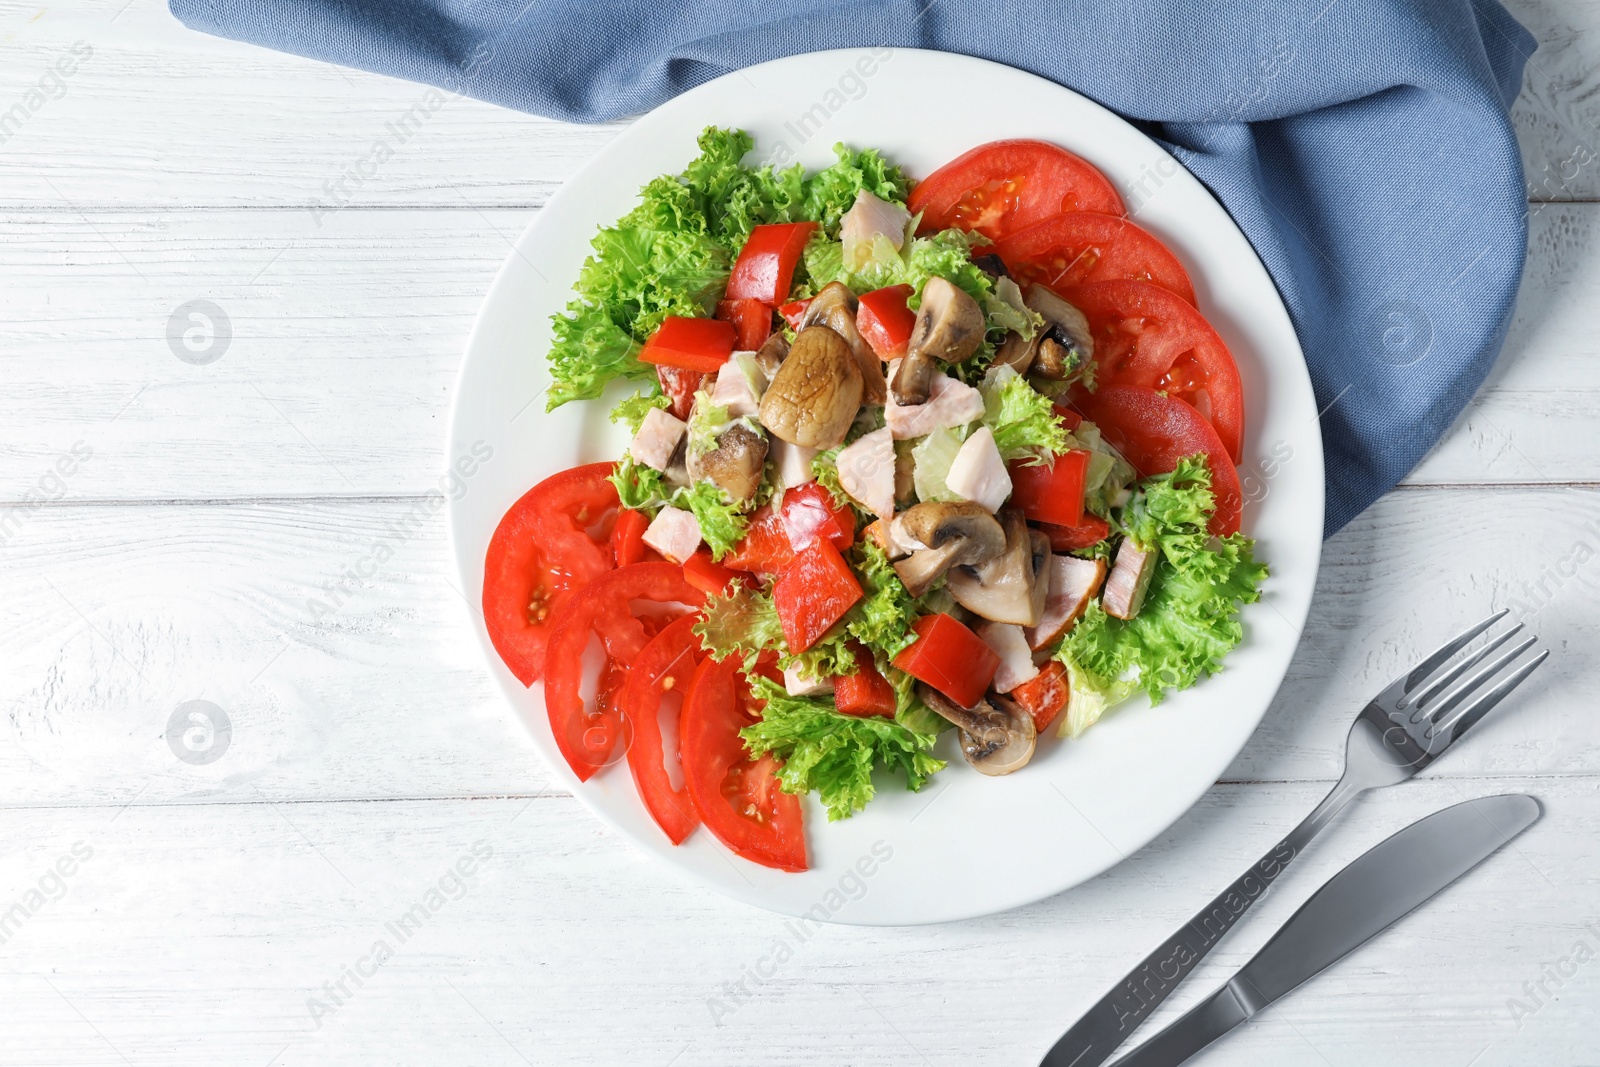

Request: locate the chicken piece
(840, 189), (912, 264)
(641, 506), (702, 565)
(976, 622), (1040, 694)
(835, 426), (895, 520)
(770, 437), (818, 491)
(783, 663), (835, 697)
(1101, 539), (1159, 620)
(1026, 555), (1108, 649)
(709, 354), (765, 418)
(628, 407), (688, 472)
(945, 426), (1012, 514)
(864, 515), (921, 560)
(884, 369), (985, 439)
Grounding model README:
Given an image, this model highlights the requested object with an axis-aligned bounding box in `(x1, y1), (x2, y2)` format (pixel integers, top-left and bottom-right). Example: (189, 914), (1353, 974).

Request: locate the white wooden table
(3, 3), (1598, 1064)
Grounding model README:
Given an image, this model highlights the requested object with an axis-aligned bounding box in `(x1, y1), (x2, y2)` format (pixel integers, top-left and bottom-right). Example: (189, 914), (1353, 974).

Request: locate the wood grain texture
(3, 202), (1600, 503)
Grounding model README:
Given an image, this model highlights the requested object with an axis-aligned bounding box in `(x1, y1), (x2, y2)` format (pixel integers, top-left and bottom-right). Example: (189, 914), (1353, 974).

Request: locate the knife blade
(1105, 793), (1541, 1067)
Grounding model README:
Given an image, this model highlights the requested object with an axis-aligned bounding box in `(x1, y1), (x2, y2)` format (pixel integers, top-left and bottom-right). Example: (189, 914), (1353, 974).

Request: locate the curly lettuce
(695, 584), (785, 669)
(1056, 456), (1267, 736)
(609, 455), (666, 512)
(741, 676), (944, 821)
(804, 227), (996, 310)
(980, 365), (1069, 464)
(673, 480), (747, 560)
(846, 543), (916, 659)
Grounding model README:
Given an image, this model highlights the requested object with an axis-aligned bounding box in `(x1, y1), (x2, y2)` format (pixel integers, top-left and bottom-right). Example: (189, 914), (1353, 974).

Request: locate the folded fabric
(169, 0), (1535, 535)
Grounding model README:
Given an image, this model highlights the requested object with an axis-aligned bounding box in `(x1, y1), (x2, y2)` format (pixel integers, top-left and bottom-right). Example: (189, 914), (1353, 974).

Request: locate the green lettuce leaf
(609, 455), (667, 512)
(672, 480), (748, 560)
(801, 144), (911, 236)
(980, 365), (1069, 464)
(846, 543), (916, 658)
(609, 387), (669, 434)
(1056, 456), (1267, 731)
(741, 676), (944, 820)
(804, 227), (996, 309)
(694, 584), (785, 668)
(910, 424), (969, 503)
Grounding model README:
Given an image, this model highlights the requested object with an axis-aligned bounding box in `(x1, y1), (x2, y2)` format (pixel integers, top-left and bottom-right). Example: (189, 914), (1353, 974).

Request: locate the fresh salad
(482, 129), (1266, 872)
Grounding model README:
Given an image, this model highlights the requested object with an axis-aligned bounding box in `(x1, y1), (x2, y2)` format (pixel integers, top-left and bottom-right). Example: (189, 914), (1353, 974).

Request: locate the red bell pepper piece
(1054, 402), (1082, 431)
(855, 284), (916, 360)
(1010, 660), (1068, 734)
(781, 482), (855, 553)
(777, 298), (813, 330)
(1008, 449), (1091, 527)
(722, 503), (794, 575)
(892, 614), (999, 709)
(612, 508), (653, 567)
(655, 364), (707, 420)
(1040, 514), (1111, 552)
(715, 297), (773, 352)
(726, 222), (818, 305)
(639, 316), (737, 373)
(771, 539), (863, 653)
(682, 549), (740, 595)
(834, 642), (896, 717)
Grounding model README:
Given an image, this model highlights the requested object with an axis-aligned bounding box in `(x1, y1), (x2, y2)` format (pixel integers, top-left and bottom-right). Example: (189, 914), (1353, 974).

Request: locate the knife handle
(1040, 774), (1364, 1067)
(1105, 979), (1257, 1067)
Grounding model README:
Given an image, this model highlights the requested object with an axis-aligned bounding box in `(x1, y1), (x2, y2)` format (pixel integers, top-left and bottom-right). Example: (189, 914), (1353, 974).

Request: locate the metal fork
(1041, 610), (1550, 1067)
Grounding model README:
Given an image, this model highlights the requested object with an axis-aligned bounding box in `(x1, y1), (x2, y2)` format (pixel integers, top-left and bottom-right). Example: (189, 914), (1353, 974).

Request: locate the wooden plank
(0, 775), (1589, 1065)
(2, 202), (1598, 502)
(0, 0), (1592, 207)
(0, 486), (1593, 811)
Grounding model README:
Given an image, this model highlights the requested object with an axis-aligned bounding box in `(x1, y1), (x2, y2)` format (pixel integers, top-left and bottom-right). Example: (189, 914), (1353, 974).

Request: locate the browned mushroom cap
(688, 422), (769, 504)
(889, 502), (1007, 597)
(889, 350), (938, 406)
(946, 509), (1050, 625)
(917, 684), (1036, 776)
(993, 330), (1041, 376)
(802, 282), (887, 406)
(910, 277), (986, 363)
(753, 331), (790, 381)
(758, 326), (863, 448)
(1023, 284), (1093, 381)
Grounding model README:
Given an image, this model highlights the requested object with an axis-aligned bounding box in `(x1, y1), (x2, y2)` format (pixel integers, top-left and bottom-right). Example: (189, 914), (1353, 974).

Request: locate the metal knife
(1104, 793), (1540, 1067)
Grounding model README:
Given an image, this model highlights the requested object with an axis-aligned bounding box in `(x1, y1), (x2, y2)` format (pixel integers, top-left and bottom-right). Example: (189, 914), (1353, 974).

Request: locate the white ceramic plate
(448, 48), (1323, 925)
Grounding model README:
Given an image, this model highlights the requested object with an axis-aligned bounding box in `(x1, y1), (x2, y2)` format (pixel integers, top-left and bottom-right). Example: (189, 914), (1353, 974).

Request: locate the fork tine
(1433, 649), (1550, 746)
(1423, 635), (1539, 724)
(1408, 623), (1524, 718)
(1398, 609), (1509, 704)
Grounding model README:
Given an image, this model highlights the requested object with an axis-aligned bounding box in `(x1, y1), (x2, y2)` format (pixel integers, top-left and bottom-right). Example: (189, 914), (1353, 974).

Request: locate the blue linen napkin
(169, 0), (1535, 535)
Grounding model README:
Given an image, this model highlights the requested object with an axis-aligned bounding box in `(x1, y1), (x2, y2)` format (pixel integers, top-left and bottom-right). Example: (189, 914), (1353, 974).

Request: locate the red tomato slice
(681, 655), (807, 872)
(1039, 514), (1112, 552)
(1008, 450), (1091, 527)
(834, 643), (896, 717)
(1011, 660), (1068, 734)
(482, 463), (619, 685)
(1072, 385), (1243, 536)
(908, 140), (1124, 241)
(715, 297), (773, 352)
(777, 299), (812, 331)
(855, 285), (916, 360)
(611, 508), (654, 568)
(543, 562), (702, 781)
(996, 213), (1196, 305)
(621, 615), (704, 844)
(682, 549), (740, 596)
(656, 365), (706, 421)
(772, 539), (863, 654)
(892, 614), (999, 709)
(1064, 280), (1244, 463)
(639, 316), (737, 373)
(726, 222), (818, 305)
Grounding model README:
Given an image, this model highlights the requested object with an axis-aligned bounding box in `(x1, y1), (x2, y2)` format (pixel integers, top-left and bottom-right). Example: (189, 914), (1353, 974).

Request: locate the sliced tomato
(996, 213), (1196, 304)
(681, 655), (807, 872)
(834, 643), (896, 717)
(722, 503), (793, 575)
(622, 615), (704, 844)
(655, 364), (707, 421)
(892, 613), (999, 709)
(1039, 514), (1112, 552)
(908, 140), (1124, 241)
(543, 562), (701, 781)
(716, 297), (773, 351)
(1011, 660), (1068, 734)
(726, 222), (818, 305)
(1073, 385), (1243, 536)
(611, 508), (653, 568)
(777, 298), (812, 331)
(772, 539), (863, 654)
(1008, 450), (1091, 528)
(1064, 280), (1244, 463)
(639, 316), (737, 373)
(855, 285), (916, 360)
(781, 482), (855, 553)
(683, 549), (740, 596)
(482, 463), (619, 685)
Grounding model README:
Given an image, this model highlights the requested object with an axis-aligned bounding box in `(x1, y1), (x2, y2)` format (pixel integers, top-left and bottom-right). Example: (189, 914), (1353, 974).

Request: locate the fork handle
(1039, 773), (1366, 1067)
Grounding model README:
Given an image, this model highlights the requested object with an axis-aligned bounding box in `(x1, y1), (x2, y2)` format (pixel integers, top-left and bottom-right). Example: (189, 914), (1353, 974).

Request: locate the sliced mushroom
(754, 331), (790, 380)
(802, 282), (887, 406)
(893, 438), (917, 508)
(757, 326), (863, 448)
(971, 252), (1010, 279)
(894, 277), (987, 405)
(1024, 284), (1094, 381)
(889, 502), (1007, 596)
(994, 330), (1040, 376)
(1102, 538), (1159, 620)
(662, 435), (691, 491)
(917, 684), (1036, 776)
(946, 509), (1049, 625)
(687, 422), (769, 504)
